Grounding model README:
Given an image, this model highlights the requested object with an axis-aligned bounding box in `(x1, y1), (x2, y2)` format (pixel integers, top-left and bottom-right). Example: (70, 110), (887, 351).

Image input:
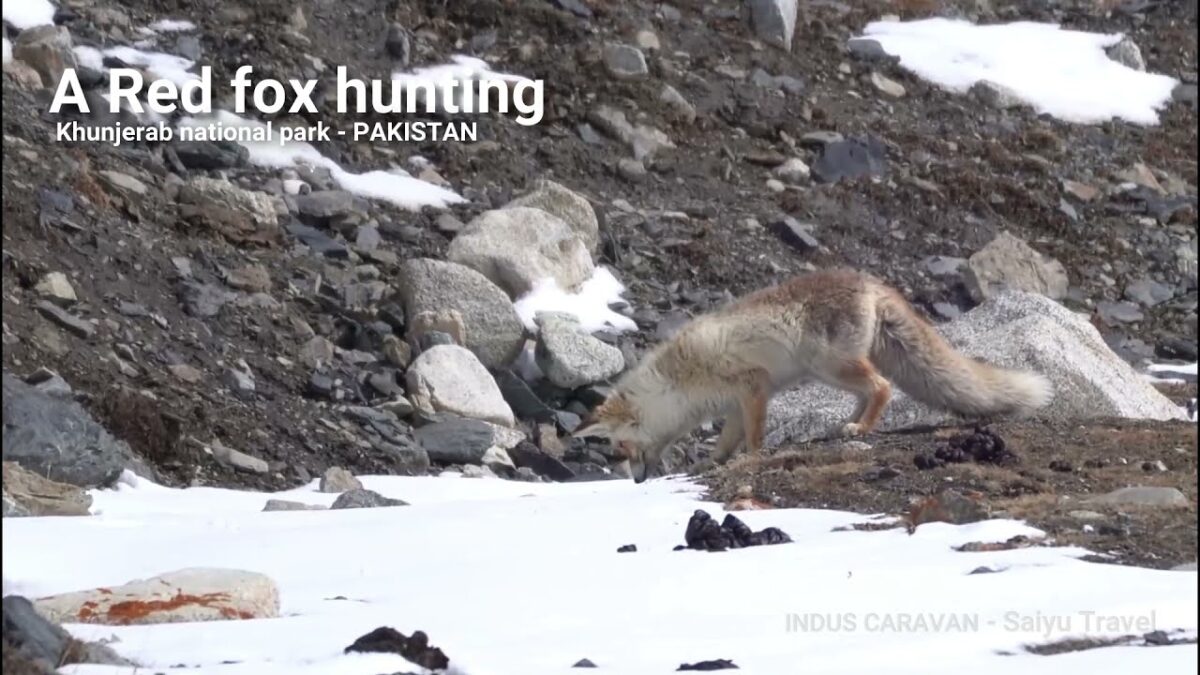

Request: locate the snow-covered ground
(857, 18), (1179, 125)
(3, 472), (1196, 674)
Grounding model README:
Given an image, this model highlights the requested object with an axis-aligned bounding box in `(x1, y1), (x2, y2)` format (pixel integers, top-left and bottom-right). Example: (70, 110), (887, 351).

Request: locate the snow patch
(857, 18), (1179, 125)
(2, 0), (57, 30)
(148, 19), (197, 33)
(2, 37), (11, 65)
(73, 44), (199, 88)
(514, 266), (638, 334)
(2, 472), (1196, 674)
(176, 111), (465, 211)
(1148, 362), (1198, 377)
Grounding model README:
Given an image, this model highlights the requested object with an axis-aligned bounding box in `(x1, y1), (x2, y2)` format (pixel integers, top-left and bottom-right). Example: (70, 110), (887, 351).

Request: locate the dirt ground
(702, 383), (1198, 570)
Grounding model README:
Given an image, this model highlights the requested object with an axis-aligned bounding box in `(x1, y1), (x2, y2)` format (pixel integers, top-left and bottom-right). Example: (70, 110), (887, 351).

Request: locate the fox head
(573, 392), (662, 483)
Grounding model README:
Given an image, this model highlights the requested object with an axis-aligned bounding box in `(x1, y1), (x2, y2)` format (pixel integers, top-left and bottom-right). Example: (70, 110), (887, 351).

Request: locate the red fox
(574, 269), (1053, 482)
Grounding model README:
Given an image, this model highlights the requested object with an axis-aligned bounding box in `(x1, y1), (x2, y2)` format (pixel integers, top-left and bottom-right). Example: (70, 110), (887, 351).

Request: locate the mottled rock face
(447, 207), (595, 299)
(395, 258), (527, 370)
(32, 568), (281, 626)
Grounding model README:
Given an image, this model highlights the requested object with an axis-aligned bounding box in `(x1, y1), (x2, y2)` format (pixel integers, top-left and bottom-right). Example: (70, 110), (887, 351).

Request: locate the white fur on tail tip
(1013, 371), (1054, 413)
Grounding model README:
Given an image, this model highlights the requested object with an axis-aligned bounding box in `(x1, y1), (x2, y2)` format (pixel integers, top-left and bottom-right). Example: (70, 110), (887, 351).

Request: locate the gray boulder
(395, 258), (526, 369)
(764, 291), (1188, 447)
(2, 373), (141, 488)
(413, 414), (524, 465)
(502, 179), (600, 252)
(535, 313), (625, 388)
(447, 207), (595, 299)
(406, 345), (516, 427)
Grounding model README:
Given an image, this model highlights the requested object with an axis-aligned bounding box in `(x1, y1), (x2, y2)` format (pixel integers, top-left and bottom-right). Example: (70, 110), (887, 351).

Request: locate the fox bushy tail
(869, 289), (1053, 417)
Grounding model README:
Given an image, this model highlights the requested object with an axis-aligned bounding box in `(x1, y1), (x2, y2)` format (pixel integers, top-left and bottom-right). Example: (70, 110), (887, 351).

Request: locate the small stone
(34, 272), (77, 305)
(659, 84), (696, 124)
(1106, 37), (1146, 71)
(299, 336), (336, 368)
(262, 499), (326, 512)
(224, 265), (271, 293)
(970, 80), (1024, 110)
(1082, 486), (1189, 508)
(603, 43), (648, 80)
(209, 439), (268, 474)
(35, 300), (93, 338)
(1063, 180), (1101, 202)
(169, 364), (204, 383)
(99, 170), (149, 196)
(773, 158), (810, 182)
(319, 467), (363, 493)
(223, 367), (256, 393)
(869, 71), (906, 98)
(1095, 300), (1145, 326)
(634, 29), (660, 51)
(770, 216), (820, 252)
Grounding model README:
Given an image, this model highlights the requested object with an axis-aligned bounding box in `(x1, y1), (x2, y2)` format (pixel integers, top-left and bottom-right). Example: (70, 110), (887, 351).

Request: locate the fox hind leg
(824, 357), (892, 437)
(739, 368), (772, 454)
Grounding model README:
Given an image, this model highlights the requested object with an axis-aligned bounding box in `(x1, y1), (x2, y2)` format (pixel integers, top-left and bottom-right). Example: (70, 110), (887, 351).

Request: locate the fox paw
(840, 422), (865, 438)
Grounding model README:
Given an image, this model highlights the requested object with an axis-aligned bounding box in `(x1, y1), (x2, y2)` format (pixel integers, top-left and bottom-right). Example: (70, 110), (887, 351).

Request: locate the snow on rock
(32, 567), (280, 626)
(2, 37), (12, 65)
(73, 44), (198, 88)
(514, 266), (638, 334)
(1, 473), (1196, 674)
(767, 290), (1189, 447)
(853, 18), (1179, 125)
(2, 0), (57, 30)
(176, 111), (465, 211)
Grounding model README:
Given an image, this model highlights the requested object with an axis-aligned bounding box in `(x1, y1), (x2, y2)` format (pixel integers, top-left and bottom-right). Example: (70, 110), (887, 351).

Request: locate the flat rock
(765, 290), (1188, 447)
(262, 499), (326, 512)
(406, 345), (516, 427)
(603, 42), (649, 79)
(811, 136), (888, 184)
(33, 568), (280, 626)
(413, 415), (523, 465)
(34, 301), (92, 338)
(1083, 487), (1189, 508)
(2, 461), (92, 516)
(395, 259), (526, 369)
(964, 231), (1068, 302)
(447, 207), (595, 299)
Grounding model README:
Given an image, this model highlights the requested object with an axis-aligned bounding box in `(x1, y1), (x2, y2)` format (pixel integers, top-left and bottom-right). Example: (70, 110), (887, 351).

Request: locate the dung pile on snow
(343, 627), (449, 671)
(678, 510), (792, 552)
